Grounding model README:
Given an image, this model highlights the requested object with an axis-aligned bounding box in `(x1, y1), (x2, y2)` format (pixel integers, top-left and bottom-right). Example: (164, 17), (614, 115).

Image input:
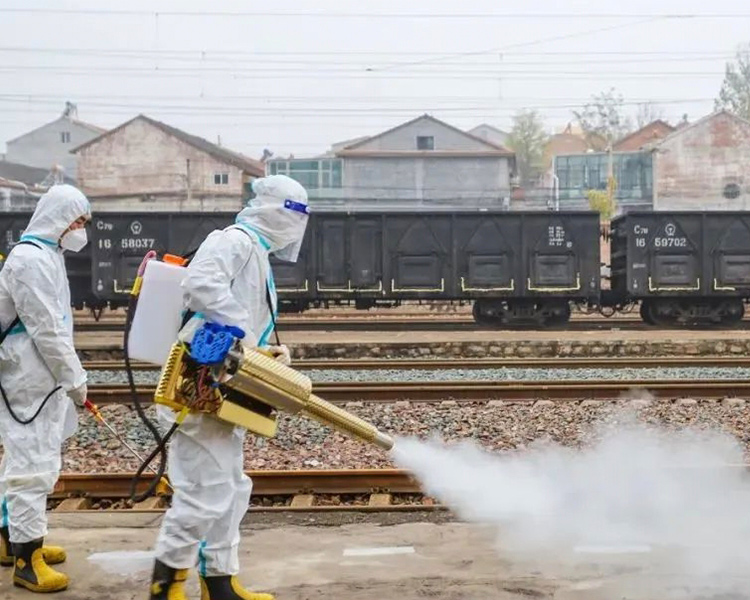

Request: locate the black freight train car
(89, 210), (601, 325)
(0, 211), (97, 311)
(610, 211), (750, 326)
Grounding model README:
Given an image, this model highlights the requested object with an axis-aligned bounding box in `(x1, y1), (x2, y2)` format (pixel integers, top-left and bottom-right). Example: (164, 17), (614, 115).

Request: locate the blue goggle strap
(284, 199), (310, 215)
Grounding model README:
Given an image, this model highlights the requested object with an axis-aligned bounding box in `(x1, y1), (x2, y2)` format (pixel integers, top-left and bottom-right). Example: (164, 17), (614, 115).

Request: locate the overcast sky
(2, 0), (749, 159)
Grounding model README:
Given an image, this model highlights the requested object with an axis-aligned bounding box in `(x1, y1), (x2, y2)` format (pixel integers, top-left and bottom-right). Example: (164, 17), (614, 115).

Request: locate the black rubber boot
(1, 526), (66, 568)
(149, 559), (189, 600)
(199, 575), (274, 600)
(12, 537), (69, 593)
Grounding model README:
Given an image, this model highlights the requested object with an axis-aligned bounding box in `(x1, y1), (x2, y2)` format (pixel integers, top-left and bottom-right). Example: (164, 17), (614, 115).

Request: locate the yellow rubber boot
(149, 559), (189, 600)
(12, 538), (69, 593)
(200, 575), (274, 600)
(1, 526), (66, 567)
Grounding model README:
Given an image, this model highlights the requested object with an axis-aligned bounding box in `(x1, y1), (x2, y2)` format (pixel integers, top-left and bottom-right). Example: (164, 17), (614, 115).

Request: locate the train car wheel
(639, 301), (656, 325)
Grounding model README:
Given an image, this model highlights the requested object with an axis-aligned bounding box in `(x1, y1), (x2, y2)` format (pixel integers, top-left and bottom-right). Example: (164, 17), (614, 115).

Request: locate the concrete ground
(0, 513), (746, 600)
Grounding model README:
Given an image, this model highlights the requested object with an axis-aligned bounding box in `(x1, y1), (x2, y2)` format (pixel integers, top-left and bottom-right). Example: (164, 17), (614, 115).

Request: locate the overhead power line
(0, 96), (716, 114)
(369, 16), (673, 71)
(1, 9), (749, 18)
(0, 65), (724, 81)
(0, 50), (735, 67)
(0, 93), (719, 105)
(0, 47), (737, 57)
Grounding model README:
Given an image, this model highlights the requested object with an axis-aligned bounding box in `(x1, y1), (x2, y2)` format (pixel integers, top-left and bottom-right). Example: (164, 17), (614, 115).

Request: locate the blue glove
(190, 322), (246, 365)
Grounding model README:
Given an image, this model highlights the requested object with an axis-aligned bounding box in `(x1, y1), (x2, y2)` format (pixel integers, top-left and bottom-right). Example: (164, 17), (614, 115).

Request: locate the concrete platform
(1, 515), (746, 599)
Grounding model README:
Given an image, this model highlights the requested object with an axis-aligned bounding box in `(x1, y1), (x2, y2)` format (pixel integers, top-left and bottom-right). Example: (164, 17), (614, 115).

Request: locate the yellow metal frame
(316, 280), (384, 293)
(113, 279), (132, 294)
(527, 273), (581, 293)
(460, 277), (515, 292)
(713, 278), (737, 292)
(317, 280), (353, 293)
(277, 279), (309, 293)
(648, 277), (700, 292)
(354, 280), (384, 293)
(391, 278), (445, 293)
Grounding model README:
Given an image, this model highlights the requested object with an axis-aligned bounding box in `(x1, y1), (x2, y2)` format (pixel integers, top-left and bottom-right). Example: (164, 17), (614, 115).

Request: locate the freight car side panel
(0, 213), (30, 255)
(611, 211), (750, 298)
(1, 212), (96, 309)
(453, 214), (520, 296)
(707, 215), (750, 292)
(385, 214), (452, 297)
(92, 213), (233, 300)
(313, 214), (382, 296)
(92, 212), (312, 303)
(524, 213), (599, 299)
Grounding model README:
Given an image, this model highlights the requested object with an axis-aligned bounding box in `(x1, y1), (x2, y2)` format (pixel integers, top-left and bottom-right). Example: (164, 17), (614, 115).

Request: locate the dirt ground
(0, 513), (747, 600)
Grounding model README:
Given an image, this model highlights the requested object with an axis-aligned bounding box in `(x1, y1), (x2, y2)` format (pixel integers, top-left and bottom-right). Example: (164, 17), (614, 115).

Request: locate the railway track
(48, 464), (750, 513)
(51, 470), (429, 512)
(87, 378), (750, 405)
(82, 356), (750, 372)
(74, 313), (652, 333)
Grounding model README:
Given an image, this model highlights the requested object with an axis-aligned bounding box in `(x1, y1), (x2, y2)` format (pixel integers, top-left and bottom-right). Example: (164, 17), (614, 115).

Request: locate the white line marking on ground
(342, 546), (416, 557)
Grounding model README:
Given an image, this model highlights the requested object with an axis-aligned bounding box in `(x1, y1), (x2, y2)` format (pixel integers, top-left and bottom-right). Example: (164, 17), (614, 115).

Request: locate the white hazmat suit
(153, 175), (309, 580)
(0, 185), (90, 544)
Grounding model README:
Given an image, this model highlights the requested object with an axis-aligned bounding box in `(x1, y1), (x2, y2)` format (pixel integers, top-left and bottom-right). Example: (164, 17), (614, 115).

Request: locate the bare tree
(635, 102), (666, 128)
(573, 88), (633, 149)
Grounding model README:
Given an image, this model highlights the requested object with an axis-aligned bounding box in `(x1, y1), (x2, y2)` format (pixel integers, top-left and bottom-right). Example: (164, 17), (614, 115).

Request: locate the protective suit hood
(235, 175), (309, 262)
(23, 185), (91, 247)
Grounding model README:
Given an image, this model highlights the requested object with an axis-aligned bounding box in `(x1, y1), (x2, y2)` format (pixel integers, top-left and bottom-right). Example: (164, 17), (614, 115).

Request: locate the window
(265, 158), (343, 189)
(555, 151), (653, 203)
(417, 136), (435, 150)
(724, 182), (741, 199)
(214, 173), (229, 185)
(60, 131), (71, 143)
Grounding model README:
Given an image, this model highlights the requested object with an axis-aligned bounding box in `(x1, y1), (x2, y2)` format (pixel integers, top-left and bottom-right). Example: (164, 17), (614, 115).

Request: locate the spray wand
(82, 398), (172, 495)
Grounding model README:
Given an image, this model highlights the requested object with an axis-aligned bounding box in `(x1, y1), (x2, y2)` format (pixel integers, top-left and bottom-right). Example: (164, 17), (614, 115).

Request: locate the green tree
(586, 189), (615, 221)
(574, 88), (632, 150)
(506, 110), (548, 187)
(716, 44), (750, 120)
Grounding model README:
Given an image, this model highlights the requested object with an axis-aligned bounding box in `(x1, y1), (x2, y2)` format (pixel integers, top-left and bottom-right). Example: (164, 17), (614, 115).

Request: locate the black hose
(126, 244), (224, 501)
(131, 421), (180, 502)
(125, 288), (170, 503)
(0, 381), (61, 425)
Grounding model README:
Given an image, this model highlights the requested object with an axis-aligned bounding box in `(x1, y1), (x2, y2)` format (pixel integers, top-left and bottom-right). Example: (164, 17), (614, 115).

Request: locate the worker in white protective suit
(149, 175), (309, 600)
(0, 184), (91, 593)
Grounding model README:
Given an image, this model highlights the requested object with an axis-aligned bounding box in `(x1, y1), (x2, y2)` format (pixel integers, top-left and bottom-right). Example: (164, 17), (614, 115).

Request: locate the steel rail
(82, 356), (750, 371)
(87, 379), (750, 405)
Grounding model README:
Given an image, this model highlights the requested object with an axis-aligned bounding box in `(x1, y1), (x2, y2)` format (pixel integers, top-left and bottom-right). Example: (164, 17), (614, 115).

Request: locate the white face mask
(60, 228), (88, 252)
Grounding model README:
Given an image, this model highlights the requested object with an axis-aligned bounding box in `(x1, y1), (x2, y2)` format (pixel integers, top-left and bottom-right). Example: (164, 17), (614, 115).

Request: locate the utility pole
(186, 158), (192, 205)
(606, 143), (616, 216)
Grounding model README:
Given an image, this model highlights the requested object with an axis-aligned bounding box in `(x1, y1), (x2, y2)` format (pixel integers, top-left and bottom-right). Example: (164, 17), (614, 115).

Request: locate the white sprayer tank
(128, 259), (187, 366)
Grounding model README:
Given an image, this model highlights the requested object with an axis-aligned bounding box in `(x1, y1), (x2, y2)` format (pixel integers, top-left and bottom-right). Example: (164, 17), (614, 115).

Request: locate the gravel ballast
(88, 366), (750, 386)
(52, 398), (750, 473)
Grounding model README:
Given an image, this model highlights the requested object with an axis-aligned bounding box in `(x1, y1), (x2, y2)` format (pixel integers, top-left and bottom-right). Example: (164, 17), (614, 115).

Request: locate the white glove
(67, 383), (88, 407)
(268, 344), (291, 366)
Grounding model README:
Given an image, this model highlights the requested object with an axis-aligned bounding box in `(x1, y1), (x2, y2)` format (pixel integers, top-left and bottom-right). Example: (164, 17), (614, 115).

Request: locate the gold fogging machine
(120, 251), (393, 500)
(155, 340), (394, 451)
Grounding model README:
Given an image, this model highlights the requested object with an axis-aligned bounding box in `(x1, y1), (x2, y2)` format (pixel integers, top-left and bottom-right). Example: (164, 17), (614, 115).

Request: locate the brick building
(72, 115), (264, 212)
(613, 120), (675, 152)
(653, 111), (750, 210)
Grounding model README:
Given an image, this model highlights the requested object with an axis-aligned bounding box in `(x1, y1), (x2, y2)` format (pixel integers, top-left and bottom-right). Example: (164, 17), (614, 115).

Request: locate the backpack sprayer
(123, 250), (394, 501)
